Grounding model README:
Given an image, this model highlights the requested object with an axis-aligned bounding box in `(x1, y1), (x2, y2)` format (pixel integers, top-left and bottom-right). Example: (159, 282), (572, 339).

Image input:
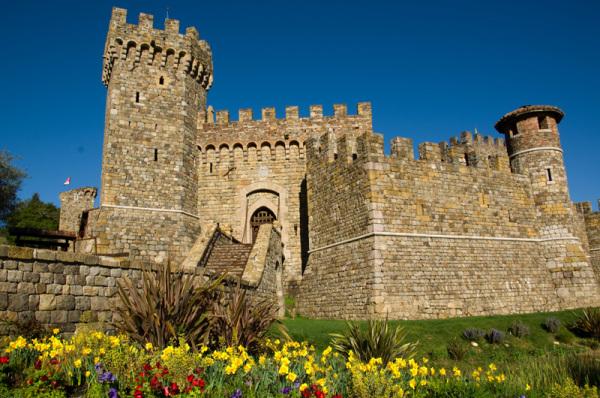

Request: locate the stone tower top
(101, 7), (213, 89)
(494, 105), (564, 135)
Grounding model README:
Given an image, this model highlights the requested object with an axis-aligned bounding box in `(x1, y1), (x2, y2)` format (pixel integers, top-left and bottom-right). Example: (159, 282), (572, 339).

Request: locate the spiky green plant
(329, 319), (418, 364)
(114, 262), (223, 350)
(571, 307), (600, 340)
(210, 280), (287, 353)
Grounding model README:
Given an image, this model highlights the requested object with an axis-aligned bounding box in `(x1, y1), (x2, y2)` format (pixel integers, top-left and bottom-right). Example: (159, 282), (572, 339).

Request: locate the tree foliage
(0, 150), (26, 224)
(6, 193), (59, 231)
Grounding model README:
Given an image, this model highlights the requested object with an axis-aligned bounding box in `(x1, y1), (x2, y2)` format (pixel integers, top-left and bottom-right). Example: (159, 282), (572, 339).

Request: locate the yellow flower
(287, 372), (297, 382)
(85, 371), (91, 377)
(99, 348), (106, 355)
(488, 363), (497, 372)
(420, 380), (427, 386)
(52, 328), (60, 335)
(82, 347), (92, 355)
(243, 363), (253, 373)
(299, 383), (308, 392)
(526, 384), (531, 391)
(410, 367), (418, 377)
(74, 359), (82, 368)
(409, 379), (417, 389)
(145, 342), (153, 350)
(258, 355), (266, 365)
(418, 366), (428, 376)
(278, 364), (289, 375)
(397, 387), (404, 397)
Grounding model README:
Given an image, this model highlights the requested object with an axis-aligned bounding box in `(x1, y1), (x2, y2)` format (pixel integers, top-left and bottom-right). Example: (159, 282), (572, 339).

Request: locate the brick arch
(238, 182), (288, 248)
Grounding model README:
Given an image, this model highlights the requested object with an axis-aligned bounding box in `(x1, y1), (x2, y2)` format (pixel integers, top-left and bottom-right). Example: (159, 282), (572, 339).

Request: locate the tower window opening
(352, 153), (358, 161)
(334, 153), (338, 160)
(538, 116), (549, 130)
(135, 92), (140, 103)
(209, 163), (213, 173)
(546, 168), (553, 182)
(464, 153), (470, 166)
(159, 76), (164, 85)
(512, 125), (520, 136)
(154, 148), (158, 161)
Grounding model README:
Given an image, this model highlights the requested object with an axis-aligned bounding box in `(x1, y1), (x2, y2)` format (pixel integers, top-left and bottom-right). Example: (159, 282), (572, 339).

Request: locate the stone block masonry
(0, 238), (283, 331)
(53, 7), (600, 321)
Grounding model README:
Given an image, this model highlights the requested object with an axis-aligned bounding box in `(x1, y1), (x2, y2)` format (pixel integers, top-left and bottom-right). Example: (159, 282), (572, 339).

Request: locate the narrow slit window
(209, 163), (213, 173)
(159, 76), (164, 85)
(546, 168), (553, 182)
(352, 153), (358, 161)
(464, 153), (470, 166)
(154, 148), (158, 161)
(135, 92), (140, 103)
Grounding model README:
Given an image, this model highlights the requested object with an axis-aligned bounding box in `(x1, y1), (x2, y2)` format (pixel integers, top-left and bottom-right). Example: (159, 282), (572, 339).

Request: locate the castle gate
(250, 207), (276, 243)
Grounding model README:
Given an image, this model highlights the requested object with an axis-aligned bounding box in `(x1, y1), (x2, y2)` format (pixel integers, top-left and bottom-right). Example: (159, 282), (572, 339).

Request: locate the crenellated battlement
(306, 130), (511, 173)
(102, 7), (213, 88)
(202, 102), (372, 127)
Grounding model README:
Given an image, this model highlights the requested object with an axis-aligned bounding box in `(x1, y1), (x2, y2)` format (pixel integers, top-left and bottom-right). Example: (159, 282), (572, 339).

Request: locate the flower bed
(0, 330), (590, 397)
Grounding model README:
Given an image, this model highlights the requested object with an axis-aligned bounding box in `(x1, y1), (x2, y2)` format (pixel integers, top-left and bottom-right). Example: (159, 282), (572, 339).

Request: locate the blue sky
(1, 0), (599, 209)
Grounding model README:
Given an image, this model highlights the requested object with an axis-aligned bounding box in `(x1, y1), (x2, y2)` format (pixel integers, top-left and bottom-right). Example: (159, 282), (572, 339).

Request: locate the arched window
(250, 207), (276, 243)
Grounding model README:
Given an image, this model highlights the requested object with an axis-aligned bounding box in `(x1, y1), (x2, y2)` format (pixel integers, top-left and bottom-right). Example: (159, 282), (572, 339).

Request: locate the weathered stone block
(39, 294), (57, 311)
(8, 294), (29, 311)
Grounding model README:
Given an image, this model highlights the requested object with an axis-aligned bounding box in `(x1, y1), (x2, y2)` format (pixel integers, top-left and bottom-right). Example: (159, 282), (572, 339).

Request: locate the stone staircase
(203, 239), (253, 278)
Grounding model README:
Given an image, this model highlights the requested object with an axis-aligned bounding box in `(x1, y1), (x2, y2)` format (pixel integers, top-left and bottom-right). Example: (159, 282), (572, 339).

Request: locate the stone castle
(53, 7), (600, 320)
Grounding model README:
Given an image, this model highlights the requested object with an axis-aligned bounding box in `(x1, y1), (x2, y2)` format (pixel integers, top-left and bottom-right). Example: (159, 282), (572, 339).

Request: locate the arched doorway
(250, 207), (276, 243)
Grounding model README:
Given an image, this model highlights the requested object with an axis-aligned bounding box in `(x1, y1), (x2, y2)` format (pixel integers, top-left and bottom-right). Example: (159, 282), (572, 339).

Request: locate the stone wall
(576, 201), (600, 278)
(0, 241), (281, 332)
(196, 103), (373, 289)
(297, 131), (600, 319)
(59, 187), (97, 234)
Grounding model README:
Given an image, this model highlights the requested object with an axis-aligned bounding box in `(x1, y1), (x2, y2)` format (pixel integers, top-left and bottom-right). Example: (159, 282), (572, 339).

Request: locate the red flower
(170, 382), (179, 394)
(161, 368), (169, 376)
(143, 363), (153, 371)
(301, 390), (311, 398)
(49, 358), (59, 365)
(315, 392), (325, 398)
(150, 375), (161, 389)
(332, 395), (343, 398)
(163, 386), (171, 396)
(40, 375), (49, 382)
(0, 356), (9, 364)
(187, 374), (195, 383)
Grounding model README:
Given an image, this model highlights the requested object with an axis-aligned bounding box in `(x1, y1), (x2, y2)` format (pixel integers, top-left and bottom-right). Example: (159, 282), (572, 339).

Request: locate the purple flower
(281, 386), (292, 394)
(108, 387), (118, 398)
(99, 371), (116, 383)
(94, 363), (102, 372)
(231, 389), (242, 398)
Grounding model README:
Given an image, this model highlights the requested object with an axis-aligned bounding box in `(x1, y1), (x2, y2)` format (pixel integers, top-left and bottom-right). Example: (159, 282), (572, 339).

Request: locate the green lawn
(276, 309), (589, 371)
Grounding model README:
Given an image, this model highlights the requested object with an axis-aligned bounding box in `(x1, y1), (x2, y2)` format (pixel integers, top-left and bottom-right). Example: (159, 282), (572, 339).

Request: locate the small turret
(495, 105), (572, 237)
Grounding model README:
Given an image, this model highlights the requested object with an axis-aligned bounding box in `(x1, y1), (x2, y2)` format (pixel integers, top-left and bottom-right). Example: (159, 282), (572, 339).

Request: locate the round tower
(495, 105), (574, 237)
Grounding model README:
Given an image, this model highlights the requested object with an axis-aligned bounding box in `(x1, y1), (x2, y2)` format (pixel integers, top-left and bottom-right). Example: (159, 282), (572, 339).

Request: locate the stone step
(203, 240), (253, 278)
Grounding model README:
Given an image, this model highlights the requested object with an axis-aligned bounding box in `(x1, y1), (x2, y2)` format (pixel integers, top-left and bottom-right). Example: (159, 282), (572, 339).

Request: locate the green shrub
(555, 329), (575, 344)
(485, 328), (505, 344)
(508, 321), (530, 338)
(114, 262), (223, 350)
(210, 280), (285, 353)
(447, 337), (468, 360)
(544, 317), (562, 333)
(571, 308), (600, 340)
(566, 352), (600, 388)
(462, 327), (485, 341)
(330, 319), (418, 364)
(546, 378), (599, 398)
